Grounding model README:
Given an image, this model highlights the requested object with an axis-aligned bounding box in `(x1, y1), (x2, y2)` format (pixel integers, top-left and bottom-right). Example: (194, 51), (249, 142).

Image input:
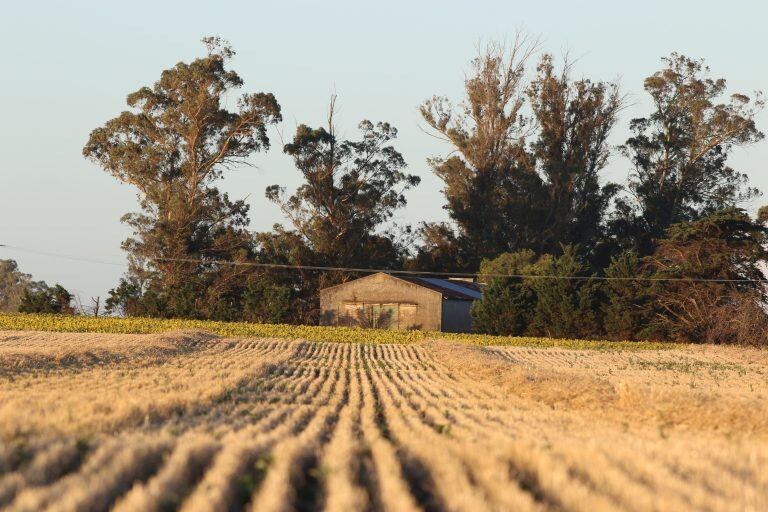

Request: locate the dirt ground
(0, 330), (766, 511)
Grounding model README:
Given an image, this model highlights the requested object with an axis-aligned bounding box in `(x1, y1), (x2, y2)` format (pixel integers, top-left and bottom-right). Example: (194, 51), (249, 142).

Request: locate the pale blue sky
(1, 0), (766, 303)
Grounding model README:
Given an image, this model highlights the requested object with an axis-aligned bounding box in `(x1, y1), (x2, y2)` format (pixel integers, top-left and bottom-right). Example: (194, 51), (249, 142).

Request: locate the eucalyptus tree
(262, 99), (419, 318)
(420, 38), (623, 270)
(616, 53), (764, 254)
(84, 38), (281, 318)
(420, 38), (540, 269)
(527, 55), (623, 259)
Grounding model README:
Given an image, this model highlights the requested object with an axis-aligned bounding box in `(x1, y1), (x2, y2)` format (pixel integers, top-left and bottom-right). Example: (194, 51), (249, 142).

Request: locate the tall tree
(616, 53), (764, 254)
(420, 38), (541, 269)
(84, 38), (281, 318)
(420, 40), (623, 270)
(262, 99), (420, 319)
(527, 55), (623, 259)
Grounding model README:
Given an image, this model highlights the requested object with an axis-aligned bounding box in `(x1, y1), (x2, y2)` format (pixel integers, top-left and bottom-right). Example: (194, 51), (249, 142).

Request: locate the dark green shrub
(19, 284), (73, 314)
(527, 245), (603, 339)
(471, 250), (537, 336)
(603, 251), (663, 341)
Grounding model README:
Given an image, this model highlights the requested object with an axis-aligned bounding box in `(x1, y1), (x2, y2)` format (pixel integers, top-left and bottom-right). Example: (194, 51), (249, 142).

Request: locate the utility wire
(1, 243), (767, 284)
(1, 245), (125, 267)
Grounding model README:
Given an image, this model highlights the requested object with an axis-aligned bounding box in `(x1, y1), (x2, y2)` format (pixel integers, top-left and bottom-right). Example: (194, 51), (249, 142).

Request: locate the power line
(0, 245), (125, 267)
(1, 243), (766, 284)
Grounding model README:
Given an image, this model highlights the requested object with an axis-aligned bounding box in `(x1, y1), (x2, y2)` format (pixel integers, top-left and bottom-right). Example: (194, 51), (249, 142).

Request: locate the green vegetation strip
(0, 313), (672, 351)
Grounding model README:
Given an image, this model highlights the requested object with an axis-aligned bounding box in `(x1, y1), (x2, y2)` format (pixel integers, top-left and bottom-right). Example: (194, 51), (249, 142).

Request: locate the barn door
(344, 303), (363, 326)
(398, 304), (418, 330)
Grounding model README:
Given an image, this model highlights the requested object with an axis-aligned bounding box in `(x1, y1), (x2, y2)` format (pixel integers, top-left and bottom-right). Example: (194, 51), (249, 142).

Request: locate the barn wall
(440, 299), (474, 333)
(319, 273), (443, 331)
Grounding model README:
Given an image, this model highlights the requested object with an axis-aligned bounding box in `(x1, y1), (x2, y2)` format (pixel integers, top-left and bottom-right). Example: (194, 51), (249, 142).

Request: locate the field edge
(0, 313), (674, 351)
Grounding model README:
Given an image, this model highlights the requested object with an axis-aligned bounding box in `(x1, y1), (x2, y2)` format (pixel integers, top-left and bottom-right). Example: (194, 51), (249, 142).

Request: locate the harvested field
(0, 330), (766, 511)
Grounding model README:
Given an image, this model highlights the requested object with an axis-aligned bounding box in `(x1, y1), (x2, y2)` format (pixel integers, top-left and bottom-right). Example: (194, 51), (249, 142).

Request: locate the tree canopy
(419, 39), (623, 269)
(615, 53), (764, 254)
(268, 100), (419, 282)
(84, 37), (281, 318)
(260, 99), (420, 320)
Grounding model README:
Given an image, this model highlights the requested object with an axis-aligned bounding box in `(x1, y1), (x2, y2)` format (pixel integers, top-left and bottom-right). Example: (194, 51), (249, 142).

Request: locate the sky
(1, 0), (767, 304)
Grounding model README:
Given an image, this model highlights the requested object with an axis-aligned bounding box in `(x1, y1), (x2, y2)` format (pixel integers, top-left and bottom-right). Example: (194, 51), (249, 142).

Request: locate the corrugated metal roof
(398, 276), (483, 300)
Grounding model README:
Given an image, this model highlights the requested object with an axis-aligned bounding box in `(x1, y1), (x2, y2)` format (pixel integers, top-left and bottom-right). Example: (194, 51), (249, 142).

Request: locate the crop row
(0, 313), (672, 351)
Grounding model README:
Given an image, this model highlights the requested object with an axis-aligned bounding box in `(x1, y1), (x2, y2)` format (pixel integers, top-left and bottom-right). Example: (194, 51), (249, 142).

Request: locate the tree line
(11, 35), (765, 344)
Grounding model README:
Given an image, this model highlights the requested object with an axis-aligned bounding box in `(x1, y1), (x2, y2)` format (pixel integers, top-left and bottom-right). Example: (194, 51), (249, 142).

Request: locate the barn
(319, 272), (483, 333)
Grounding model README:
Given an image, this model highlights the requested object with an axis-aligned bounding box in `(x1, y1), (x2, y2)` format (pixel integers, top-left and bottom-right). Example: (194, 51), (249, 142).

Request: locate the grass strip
(0, 313), (674, 351)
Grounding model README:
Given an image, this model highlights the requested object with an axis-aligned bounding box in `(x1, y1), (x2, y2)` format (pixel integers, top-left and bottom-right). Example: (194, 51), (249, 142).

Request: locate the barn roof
(319, 272), (483, 300)
(396, 276), (483, 300)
